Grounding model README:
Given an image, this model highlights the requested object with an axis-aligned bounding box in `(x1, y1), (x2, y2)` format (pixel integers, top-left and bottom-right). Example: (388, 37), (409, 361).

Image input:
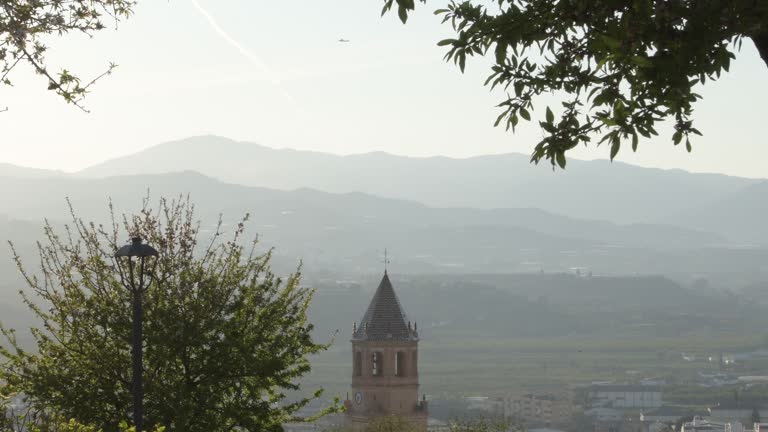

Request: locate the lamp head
(115, 236), (158, 258)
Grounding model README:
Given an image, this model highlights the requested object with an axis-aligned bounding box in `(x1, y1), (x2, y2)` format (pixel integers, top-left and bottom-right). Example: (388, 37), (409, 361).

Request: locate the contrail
(190, 0), (293, 101)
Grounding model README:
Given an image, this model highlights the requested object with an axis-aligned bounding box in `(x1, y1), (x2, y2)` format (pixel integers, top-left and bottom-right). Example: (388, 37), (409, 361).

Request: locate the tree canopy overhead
(0, 0), (136, 111)
(0, 198), (333, 432)
(384, 0), (768, 168)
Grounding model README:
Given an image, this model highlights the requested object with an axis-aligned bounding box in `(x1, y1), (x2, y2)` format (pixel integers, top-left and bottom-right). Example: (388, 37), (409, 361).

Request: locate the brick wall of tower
(346, 339), (427, 429)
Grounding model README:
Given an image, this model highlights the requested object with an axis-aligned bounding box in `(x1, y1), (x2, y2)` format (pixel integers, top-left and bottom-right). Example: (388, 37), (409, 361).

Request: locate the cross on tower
(383, 249), (390, 273)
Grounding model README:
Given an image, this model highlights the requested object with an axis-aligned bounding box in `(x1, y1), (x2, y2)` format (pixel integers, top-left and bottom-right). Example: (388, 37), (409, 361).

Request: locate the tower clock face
(354, 392), (363, 405)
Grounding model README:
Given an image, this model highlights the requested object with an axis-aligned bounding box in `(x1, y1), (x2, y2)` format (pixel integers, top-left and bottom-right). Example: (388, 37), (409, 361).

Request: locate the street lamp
(114, 236), (158, 432)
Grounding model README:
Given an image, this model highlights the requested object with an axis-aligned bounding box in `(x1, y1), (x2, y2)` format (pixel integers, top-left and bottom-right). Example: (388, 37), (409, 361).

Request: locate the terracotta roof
(354, 272), (416, 341)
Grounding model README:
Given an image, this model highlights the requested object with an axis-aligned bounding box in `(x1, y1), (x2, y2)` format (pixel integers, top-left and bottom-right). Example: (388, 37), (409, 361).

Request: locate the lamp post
(115, 236), (158, 432)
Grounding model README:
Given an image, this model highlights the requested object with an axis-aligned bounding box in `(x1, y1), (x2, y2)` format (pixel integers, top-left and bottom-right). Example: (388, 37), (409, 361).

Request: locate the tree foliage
(449, 417), (516, 432)
(365, 415), (423, 432)
(0, 198), (332, 432)
(384, 0), (768, 168)
(0, 0), (136, 111)
(330, 416), (515, 432)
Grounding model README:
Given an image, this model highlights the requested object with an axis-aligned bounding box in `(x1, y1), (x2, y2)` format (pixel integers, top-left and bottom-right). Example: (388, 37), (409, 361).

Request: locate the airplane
(338, 38), (350, 43)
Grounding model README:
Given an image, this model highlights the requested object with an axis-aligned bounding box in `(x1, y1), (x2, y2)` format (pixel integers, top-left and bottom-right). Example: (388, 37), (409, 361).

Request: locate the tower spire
(383, 248), (390, 274)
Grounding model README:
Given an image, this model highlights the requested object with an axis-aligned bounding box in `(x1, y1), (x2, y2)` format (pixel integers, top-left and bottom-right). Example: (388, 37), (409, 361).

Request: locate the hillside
(667, 180), (768, 245)
(76, 136), (761, 227)
(0, 162), (64, 179)
(1, 171), (764, 282)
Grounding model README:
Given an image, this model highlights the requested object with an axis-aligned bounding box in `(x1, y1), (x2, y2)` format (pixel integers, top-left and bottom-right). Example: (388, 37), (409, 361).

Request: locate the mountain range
(2, 136), (767, 398)
(75, 136), (764, 228)
(0, 134), (765, 278)
(1, 170), (766, 284)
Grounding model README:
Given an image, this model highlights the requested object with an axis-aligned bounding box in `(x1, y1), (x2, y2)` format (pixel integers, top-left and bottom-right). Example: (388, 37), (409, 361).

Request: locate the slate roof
(354, 272), (416, 341)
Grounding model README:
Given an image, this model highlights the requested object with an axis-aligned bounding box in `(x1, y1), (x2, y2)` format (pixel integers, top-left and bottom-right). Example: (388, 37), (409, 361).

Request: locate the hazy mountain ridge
(667, 180), (768, 244)
(0, 171), (724, 248)
(0, 162), (64, 179)
(75, 136), (763, 234)
(1, 171), (764, 282)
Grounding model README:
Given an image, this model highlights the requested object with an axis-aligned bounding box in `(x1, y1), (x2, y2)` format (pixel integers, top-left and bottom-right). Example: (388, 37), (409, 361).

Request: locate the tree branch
(751, 32), (768, 68)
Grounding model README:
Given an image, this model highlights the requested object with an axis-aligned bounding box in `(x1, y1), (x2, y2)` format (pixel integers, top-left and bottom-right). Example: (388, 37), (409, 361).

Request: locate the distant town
(282, 271), (768, 432)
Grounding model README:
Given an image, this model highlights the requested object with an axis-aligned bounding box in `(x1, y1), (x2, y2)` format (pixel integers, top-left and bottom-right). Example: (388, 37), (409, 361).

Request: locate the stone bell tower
(344, 271), (428, 430)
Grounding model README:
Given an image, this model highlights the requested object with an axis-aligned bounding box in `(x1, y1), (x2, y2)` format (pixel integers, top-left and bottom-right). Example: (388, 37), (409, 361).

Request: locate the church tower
(344, 271), (427, 430)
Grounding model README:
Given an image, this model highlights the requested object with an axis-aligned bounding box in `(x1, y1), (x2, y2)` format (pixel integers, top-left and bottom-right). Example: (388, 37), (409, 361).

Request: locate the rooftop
(353, 272), (417, 341)
(590, 384), (663, 392)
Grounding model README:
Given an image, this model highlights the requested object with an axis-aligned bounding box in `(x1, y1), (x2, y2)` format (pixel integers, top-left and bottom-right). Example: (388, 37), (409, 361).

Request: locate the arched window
(372, 351), (383, 376)
(354, 351), (362, 376)
(395, 351), (405, 376)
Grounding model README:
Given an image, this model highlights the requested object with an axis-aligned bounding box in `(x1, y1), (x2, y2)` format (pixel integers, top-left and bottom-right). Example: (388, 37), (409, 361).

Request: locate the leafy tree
(1, 387), (11, 431)
(382, 0), (768, 168)
(449, 417), (517, 432)
(0, 198), (333, 432)
(0, 0), (136, 111)
(365, 415), (423, 432)
(326, 416), (514, 432)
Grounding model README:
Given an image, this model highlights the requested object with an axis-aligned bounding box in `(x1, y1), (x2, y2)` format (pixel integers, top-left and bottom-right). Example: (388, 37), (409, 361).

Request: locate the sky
(0, 0), (766, 178)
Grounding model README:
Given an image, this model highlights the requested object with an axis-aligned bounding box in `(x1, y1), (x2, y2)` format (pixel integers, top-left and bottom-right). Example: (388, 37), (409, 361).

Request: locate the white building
(588, 385), (663, 409)
(679, 417), (768, 432)
(464, 396), (503, 415)
(503, 394), (573, 425)
(681, 416), (748, 432)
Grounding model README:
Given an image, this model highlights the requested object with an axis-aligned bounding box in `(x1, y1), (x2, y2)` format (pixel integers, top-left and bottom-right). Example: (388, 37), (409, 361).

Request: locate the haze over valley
(2, 136), (767, 403)
(3, 2), (768, 430)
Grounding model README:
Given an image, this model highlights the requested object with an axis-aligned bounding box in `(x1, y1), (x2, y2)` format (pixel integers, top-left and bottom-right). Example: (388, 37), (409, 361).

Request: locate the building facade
(344, 271), (428, 430)
(504, 394), (573, 426)
(588, 385), (663, 409)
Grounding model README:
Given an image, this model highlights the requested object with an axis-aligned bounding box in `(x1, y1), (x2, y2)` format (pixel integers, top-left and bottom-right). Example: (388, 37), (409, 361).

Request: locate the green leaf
(610, 138), (620, 160)
(381, 0), (394, 16)
(672, 130), (683, 145)
(556, 151), (566, 169)
(398, 5), (408, 23)
(437, 39), (456, 47)
(631, 132), (638, 151)
(541, 122), (556, 133)
(600, 34), (621, 50)
(494, 42), (507, 65)
(520, 107), (531, 121)
(546, 106), (554, 124)
(514, 81), (524, 97)
(494, 111), (507, 127)
(631, 55), (652, 68)
(685, 138), (692, 152)
(596, 55), (612, 70)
